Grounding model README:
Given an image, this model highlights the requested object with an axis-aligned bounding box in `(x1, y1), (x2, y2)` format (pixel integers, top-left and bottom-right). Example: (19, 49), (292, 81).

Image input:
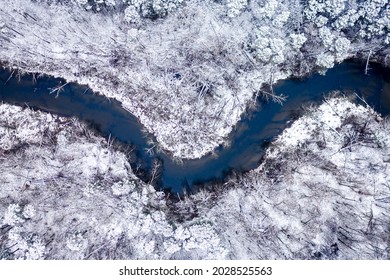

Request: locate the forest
(0, 0), (389, 259)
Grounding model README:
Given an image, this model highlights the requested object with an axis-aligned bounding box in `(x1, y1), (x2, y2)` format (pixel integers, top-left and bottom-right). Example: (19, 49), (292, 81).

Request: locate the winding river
(1, 61), (389, 193)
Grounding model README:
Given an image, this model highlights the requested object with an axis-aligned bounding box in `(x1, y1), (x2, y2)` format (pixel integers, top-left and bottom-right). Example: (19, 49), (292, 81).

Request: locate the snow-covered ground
(0, 0), (388, 158)
(0, 104), (227, 259)
(2, 95), (390, 259)
(199, 96), (390, 259)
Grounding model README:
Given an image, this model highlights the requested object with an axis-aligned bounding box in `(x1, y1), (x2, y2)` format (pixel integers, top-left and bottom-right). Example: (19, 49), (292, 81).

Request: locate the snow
(200, 95), (390, 259)
(289, 33), (307, 50)
(316, 53), (335, 69)
(265, 97), (374, 159)
(3, 204), (24, 226)
(124, 6), (140, 24)
(226, 0), (248, 18)
(0, 104), (228, 260)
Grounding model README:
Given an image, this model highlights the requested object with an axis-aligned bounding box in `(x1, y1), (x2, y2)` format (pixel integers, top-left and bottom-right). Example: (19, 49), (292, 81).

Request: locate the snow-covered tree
(226, 0), (248, 18)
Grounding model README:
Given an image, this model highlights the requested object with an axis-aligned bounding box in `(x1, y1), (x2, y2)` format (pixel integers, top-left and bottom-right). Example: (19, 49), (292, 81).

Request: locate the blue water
(0, 61), (389, 193)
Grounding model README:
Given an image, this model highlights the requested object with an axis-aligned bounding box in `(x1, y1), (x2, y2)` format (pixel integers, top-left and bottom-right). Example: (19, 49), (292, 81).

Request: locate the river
(1, 61), (389, 193)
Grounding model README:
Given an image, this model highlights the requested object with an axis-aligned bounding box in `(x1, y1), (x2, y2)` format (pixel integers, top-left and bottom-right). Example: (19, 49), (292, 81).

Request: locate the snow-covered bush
(256, 0), (279, 18)
(315, 15), (328, 27)
(66, 232), (88, 252)
(226, 0), (248, 18)
(319, 26), (335, 49)
(305, 0), (388, 41)
(334, 37), (350, 61)
(7, 229), (45, 260)
(3, 204), (24, 226)
(316, 53), (335, 70)
(0, 105), (59, 151)
(324, 0), (346, 18)
(272, 10), (290, 28)
(332, 9), (359, 30)
(22, 205), (36, 219)
(125, 0), (184, 19)
(253, 27), (285, 65)
(111, 179), (136, 196)
(124, 5), (140, 23)
(289, 33), (307, 50)
(73, 0), (119, 12)
(74, 0), (89, 4)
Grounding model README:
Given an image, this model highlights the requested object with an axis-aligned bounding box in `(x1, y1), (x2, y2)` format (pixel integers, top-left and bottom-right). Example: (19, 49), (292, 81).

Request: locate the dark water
(0, 61), (389, 193)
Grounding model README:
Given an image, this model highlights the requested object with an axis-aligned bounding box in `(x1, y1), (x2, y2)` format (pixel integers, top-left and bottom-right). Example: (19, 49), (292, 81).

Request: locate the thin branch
(365, 50), (372, 75)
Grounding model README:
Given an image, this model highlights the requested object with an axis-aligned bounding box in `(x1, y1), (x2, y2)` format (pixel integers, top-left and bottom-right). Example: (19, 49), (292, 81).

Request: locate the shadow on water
(0, 61), (389, 194)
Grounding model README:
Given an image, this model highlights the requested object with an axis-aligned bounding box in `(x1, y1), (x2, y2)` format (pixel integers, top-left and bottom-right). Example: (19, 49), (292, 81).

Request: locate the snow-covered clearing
(2, 95), (390, 259)
(0, 0), (388, 158)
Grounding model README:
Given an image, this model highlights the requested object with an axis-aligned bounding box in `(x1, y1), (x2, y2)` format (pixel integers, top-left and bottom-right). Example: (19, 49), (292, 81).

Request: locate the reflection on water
(1, 61), (389, 193)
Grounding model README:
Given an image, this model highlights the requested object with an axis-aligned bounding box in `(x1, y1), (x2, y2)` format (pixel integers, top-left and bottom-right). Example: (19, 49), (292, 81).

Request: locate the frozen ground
(2, 95), (390, 259)
(0, 0), (388, 158)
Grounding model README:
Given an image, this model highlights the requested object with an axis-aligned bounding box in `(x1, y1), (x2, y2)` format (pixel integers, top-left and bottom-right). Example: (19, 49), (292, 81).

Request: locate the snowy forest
(0, 0), (389, 259)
